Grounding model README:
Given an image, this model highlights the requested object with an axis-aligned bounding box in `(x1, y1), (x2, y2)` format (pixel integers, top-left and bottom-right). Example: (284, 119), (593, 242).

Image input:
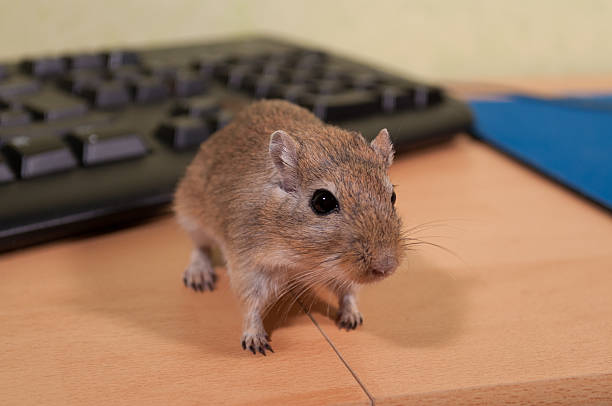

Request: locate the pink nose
(370, 254), (398, 276)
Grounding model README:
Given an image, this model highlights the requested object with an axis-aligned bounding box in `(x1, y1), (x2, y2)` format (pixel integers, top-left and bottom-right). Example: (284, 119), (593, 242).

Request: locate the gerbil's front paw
(183, 260), (217, 293)
(336, 307), (363, 331)
(241, 331), (273, 356)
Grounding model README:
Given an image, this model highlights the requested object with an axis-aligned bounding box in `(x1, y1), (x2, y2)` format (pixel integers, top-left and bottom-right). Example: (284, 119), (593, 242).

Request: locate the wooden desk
(1, 78), (611, 405)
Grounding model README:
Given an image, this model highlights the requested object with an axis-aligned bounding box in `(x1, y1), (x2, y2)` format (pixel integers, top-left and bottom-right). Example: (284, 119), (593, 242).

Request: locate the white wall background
(0, 0), (610, 81)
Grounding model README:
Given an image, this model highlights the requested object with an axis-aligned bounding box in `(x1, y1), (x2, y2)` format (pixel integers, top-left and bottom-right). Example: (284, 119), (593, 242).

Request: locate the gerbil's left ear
(371, 128), (395, 167)
(269, 130), (299, 192)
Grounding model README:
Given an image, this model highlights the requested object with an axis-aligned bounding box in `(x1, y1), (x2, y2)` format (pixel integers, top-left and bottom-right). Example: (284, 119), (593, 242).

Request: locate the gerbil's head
(269, 126), (404, 285)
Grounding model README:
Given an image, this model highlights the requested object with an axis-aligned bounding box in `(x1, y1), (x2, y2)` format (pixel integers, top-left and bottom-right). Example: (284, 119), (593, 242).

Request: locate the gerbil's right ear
(269, 130), (299, 192)
(371, 128), (395, 168)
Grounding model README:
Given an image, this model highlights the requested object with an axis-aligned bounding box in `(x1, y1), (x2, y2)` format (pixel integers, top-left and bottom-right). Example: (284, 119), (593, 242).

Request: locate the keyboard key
(145, 60), (179, 80)
(157, 117), (211, 150)
(413, 85), (443, 108)
(0, 76), (41, 98)
(380, 84), (443, 111)
(172, 95), (220, 117)
(23, 90), (88, 121)
(320, 66), (350, 81)
(224, 53), (267, 66)
(300, 90), (380, 121)
(58, 70), (105, 94)
(269, 83), (310, 103)
(3, 134), (77, 178)
(380, 85), (414, 112)
(216, 64), (254, 89)
(293, 50), (327, 69)
(288, 68), (316, 84)
(192, 54), (229, 77)
(82, 80), (130, 109)
(206, 110), (233, 131)
(0, 112), (112, 140)
(130, 76), (169, 103)
(111, 65), (143, 83)
(258, 61), (286, 76)
(173, 70), (208, 97)
(0, 155), (16, 183)
(0, 109), (31, 126)
(263, 53), (294, 67)
(66, 53), (105, 70)
(310, 79), (346, 95)
(105, 50), (140, 69)
(21, 57), (67, 77)
(243, 74), (280, 98)
(67, 127), (148, 166)
(349, 72), (385, 89)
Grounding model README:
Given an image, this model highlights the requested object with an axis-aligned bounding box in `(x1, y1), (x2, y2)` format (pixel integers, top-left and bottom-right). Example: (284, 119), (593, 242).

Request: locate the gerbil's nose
(370, 254), (398, 276)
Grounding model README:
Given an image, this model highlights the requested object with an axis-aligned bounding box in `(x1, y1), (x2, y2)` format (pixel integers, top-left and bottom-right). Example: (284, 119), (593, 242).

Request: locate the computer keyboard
(0, 36), (472, 252)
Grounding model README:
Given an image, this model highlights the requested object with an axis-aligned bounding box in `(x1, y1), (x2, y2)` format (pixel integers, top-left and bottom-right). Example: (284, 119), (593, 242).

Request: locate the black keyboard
(0, 36), (472, 252)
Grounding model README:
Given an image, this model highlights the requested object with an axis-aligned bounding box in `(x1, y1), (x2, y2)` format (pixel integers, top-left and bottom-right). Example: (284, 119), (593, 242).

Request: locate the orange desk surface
(1, 77), (611, 405)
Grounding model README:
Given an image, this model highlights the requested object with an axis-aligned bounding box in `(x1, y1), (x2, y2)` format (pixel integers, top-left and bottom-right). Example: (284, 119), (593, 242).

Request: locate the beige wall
(1, 0), (610, 81)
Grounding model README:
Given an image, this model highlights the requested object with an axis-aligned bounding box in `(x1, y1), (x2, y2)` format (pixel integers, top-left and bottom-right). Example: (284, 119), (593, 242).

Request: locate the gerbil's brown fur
(174, 100), (403, 355)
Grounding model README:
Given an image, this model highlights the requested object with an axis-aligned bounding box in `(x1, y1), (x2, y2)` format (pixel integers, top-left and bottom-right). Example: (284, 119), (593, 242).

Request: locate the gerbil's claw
(241, 331), (273, 356)
(212, 273), (218, 283)
(182, 254), (217, 294)
(336, 308), (363, 331)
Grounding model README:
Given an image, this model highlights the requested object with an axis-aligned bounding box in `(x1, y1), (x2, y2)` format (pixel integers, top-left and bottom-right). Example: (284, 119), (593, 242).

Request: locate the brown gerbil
(174, 100), (404, 355)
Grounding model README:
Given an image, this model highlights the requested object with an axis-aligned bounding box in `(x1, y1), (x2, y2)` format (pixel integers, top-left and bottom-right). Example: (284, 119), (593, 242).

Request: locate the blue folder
(469, 95), (612, 211)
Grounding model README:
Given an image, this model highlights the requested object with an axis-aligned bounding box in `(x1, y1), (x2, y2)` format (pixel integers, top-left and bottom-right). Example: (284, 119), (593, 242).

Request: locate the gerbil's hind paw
(336, 308), (363, 331)
(182, 259), (218, 293)
(241, 332), (273, 356)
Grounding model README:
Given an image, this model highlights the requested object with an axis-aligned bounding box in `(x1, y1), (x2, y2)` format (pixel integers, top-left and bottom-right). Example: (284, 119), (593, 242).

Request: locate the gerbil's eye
(311, 189), (339, 215)
(391, 190), (396, 205)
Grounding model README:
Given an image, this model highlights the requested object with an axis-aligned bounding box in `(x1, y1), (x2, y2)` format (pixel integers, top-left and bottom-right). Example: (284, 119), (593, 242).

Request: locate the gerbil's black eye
(391, 190), (396, 205)
(311, 189), (339, 215)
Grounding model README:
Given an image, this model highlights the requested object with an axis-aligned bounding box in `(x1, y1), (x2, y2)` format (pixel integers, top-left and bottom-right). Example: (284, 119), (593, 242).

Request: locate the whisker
(402, 237), (466, 265)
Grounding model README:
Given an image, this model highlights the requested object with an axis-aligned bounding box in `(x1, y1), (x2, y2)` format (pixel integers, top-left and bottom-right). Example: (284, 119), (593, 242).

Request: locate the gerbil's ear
(269, 130), (299, 192)
(371, 128), (395, 167)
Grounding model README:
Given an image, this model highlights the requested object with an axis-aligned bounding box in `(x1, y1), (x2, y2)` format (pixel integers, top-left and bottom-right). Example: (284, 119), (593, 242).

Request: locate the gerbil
(174, 100), (404, 355)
